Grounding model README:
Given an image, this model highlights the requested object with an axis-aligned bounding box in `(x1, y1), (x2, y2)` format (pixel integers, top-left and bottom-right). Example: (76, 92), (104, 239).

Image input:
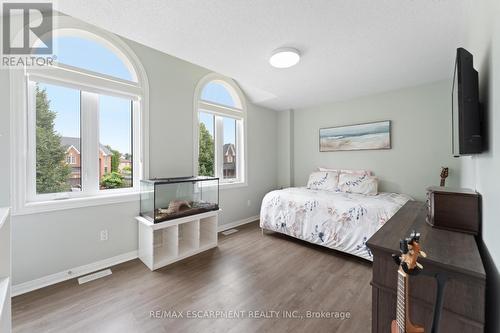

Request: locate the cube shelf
(200, 216), (217, 248)
(154, 226), (178, 265)
(136, 210), (219, 270)
(178, 220), (199, 256)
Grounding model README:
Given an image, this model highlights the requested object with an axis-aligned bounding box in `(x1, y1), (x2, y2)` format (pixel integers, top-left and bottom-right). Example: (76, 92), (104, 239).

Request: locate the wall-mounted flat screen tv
(452, 47), (482, 157)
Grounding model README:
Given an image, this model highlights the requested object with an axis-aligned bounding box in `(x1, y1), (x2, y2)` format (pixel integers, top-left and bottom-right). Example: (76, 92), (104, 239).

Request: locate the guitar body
(391, 320), (401, 333)
(391, 320), (398, 333)
(391, 320), (424, 332)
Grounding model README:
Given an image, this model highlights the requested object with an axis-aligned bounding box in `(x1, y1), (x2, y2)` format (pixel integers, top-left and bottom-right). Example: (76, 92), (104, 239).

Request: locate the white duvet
(260, 187), (412, 260)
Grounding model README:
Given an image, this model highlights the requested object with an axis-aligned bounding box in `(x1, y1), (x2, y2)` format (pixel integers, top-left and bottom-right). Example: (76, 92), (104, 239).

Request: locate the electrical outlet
(100, 229), (108, 241)
(247, 200), (251, 207)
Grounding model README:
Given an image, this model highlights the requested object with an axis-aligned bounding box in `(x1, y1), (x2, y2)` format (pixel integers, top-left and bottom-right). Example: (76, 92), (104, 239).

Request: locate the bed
(260, 187), (412, 261)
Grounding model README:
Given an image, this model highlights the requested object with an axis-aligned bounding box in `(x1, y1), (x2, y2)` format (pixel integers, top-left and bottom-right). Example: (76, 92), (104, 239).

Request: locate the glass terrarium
(140, 176), (219, 223)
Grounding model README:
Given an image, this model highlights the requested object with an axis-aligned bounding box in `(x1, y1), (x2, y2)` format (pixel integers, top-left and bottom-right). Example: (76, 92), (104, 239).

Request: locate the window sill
(13, 191), (140, 216)
(219, 181), (248, 190)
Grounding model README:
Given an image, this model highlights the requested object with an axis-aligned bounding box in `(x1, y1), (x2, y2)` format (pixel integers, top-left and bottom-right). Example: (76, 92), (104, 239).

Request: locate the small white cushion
(318, 167), (372, 176)
(307, 171), (339, 192)
(318, 167), (339, 172)
(340, 169), (372, 176)
(338, 173), (378, 195)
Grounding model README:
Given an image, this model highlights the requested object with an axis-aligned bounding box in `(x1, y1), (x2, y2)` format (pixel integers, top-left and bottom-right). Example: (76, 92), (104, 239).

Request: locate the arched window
(12, 17), (149, 211)
(200, 81), (242, 109)
(52, 34), (136, 81)
(194, 75), (246, 186)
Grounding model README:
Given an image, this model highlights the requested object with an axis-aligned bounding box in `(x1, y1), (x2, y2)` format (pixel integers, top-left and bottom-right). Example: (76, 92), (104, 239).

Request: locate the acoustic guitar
(391, 231), (427, 333)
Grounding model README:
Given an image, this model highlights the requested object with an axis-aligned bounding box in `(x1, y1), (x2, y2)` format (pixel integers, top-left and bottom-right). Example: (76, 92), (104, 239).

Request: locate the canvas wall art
(319, 121), (391, 152)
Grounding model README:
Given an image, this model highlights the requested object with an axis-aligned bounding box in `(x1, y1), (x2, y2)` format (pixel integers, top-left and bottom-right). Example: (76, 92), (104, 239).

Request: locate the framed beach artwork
(319, 120), (391, 152)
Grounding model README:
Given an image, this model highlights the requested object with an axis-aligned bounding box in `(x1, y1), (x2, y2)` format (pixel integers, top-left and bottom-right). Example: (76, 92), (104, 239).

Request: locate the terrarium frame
(140, 176), (219, 224)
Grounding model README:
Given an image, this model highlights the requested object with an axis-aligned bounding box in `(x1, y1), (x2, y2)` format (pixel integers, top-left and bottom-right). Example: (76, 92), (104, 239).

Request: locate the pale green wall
(460, 1), (500, 332)
(0, 71), (9, 207)
(289, 80), (461, 201)
(3, 20), (278, 285)
(276, 110), (292, 188)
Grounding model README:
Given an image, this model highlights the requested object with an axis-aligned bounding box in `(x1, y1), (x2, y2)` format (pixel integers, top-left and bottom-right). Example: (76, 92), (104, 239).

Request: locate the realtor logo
(3, 2), (53, 54)
(2, 1), (55, 67)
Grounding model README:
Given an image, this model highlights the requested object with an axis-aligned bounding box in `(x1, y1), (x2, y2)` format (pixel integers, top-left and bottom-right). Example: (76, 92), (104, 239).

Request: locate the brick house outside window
(223, 143), (236, 178)
(61, 137), (113, 189)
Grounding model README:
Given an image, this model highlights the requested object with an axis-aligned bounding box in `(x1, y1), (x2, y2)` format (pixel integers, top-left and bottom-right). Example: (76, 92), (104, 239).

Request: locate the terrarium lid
(142, 176), (219, 184)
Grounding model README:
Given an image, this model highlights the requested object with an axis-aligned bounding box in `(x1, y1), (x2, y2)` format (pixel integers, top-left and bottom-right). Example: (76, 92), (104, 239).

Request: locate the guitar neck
(396, 269), (409, 333)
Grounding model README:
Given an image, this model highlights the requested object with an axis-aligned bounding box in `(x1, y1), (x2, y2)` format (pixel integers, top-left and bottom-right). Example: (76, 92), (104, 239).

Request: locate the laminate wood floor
(12, 221), (372, 333)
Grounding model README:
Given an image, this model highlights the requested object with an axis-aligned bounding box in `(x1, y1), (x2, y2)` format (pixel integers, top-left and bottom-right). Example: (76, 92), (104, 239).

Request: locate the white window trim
(10, 14), (150, 216)
(193, 73), (248, 189)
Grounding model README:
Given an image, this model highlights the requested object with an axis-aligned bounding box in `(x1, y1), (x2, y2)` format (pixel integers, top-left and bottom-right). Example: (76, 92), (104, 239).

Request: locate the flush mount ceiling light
(269, 47), (301, 68)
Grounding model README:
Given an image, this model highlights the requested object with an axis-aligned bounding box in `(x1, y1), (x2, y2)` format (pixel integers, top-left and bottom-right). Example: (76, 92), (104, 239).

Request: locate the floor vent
(222, 229), (239, 236)
(78, 269), (112, 285)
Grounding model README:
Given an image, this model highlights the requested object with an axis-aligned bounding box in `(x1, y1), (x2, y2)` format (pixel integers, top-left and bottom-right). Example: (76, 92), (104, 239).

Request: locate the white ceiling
(58, 1), (468, 111)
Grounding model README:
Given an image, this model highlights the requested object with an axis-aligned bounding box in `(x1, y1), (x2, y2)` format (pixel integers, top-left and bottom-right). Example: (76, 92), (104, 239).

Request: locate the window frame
(10, 15), (149, 215)
(193, 74), (247, 188)
(26, 77), (141, 202)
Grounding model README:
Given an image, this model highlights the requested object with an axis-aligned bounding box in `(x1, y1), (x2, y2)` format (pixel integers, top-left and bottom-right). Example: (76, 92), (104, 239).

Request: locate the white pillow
(307, 171), (339, 192)
(318, 167), (336, 171)
(340, 169), (373, 176)
(338, 173), (378, 195)
(318, 167), (372, 176)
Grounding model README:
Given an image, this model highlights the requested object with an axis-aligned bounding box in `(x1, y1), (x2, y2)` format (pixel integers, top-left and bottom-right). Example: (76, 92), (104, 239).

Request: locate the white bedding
(260, 187), (412, 260)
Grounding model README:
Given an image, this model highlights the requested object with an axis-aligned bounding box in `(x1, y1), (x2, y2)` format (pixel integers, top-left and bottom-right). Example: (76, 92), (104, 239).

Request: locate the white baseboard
(12, 250), (138, 297)
(11, 216), (260, 297)
(218, 215), (259, 232)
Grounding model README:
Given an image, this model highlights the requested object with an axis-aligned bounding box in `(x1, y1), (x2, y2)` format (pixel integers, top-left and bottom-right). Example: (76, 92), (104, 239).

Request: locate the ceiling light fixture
(269, 47), (301, 68)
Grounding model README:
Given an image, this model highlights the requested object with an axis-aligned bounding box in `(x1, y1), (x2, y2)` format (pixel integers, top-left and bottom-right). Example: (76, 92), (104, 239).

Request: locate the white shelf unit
(0, 208), (11, 333)
(136, 210), (219, 270)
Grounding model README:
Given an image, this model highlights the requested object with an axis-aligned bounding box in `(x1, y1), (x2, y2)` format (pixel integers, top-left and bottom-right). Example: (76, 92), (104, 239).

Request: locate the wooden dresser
(367, 201), (485, 333)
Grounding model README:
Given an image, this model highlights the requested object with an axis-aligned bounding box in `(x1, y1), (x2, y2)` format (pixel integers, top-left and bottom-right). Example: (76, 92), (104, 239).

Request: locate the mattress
(260, 187), (412, 260)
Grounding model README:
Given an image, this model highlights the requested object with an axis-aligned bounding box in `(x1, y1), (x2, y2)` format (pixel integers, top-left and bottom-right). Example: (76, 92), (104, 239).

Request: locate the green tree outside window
(198, 123), (214, 177)
(36, 86), (72, 194)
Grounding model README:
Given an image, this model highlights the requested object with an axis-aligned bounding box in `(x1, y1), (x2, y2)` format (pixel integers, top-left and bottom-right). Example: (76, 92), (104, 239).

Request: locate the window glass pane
(99, 95), (133, 190)
(201, 81), (238, 108)
(36, 82), (81, 194)
(53, 36), (134, 81)
(198, 112), (215, 177)
(223, 117), (237, 180)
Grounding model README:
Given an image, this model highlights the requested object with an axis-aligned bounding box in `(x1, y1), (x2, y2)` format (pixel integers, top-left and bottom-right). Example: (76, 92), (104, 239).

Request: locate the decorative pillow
(318, 167), (372, 176)
(340, 169), (373, 176)
(338, 173), (378, 195)
(307, 171), (339, 192)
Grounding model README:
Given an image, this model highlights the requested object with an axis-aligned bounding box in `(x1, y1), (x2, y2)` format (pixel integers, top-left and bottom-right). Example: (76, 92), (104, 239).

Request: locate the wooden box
(426, 186), (480, 235)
